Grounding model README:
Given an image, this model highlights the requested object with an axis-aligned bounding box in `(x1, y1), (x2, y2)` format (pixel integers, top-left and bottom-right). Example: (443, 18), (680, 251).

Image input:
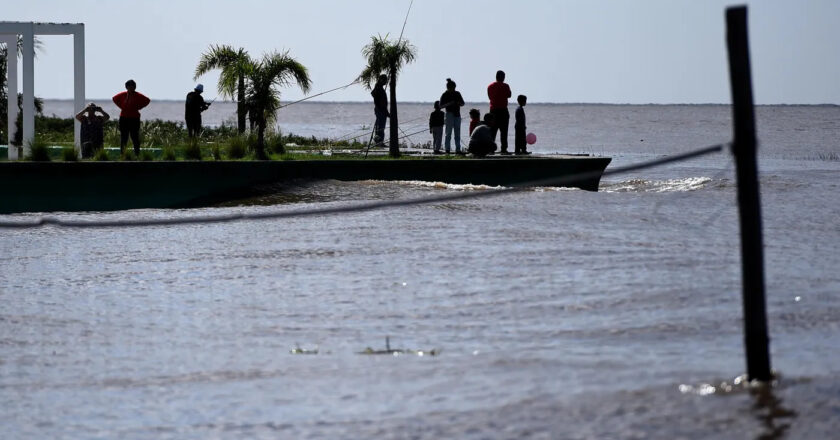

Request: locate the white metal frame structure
(1, 22), (84, 159)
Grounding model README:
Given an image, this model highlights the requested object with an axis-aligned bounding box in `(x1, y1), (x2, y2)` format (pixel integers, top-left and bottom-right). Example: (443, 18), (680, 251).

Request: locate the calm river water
(2, 102), (840, 439)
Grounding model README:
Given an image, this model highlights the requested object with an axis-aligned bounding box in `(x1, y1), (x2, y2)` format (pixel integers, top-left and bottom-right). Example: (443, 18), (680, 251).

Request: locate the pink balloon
(526, 133), (537, 145)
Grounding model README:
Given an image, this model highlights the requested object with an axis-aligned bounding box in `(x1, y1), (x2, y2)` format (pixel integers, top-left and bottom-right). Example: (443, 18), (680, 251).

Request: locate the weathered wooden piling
(726, 6), (772, 382)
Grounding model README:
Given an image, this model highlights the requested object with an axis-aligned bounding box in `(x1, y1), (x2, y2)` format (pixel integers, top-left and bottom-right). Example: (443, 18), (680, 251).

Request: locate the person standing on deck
(75, 102), (110, 158)
(487, 70), (512, 155)
(185, 84), (211, 138)
(112, 79), (151, 155)
(429, 101), (445, 154)
(514, 94), (531, 155)
(440, 78), (465, 155)
(371, 74), (389, 146)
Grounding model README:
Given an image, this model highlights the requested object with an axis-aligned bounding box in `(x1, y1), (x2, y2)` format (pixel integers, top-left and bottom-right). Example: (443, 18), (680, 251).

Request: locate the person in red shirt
(468, 108), (481, 136)
(112, 79), (151, 155)
(487, 70), (512, 154)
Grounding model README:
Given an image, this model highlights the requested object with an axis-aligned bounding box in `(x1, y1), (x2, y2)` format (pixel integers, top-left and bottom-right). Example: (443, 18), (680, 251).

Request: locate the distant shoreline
(37, 99), (839, 107)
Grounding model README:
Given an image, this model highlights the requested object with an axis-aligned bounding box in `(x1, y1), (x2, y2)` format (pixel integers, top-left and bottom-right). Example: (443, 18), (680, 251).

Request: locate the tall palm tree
(244, 50), (311, 160)
(358, 34), (417, 157)
(194, 44), (251, 134)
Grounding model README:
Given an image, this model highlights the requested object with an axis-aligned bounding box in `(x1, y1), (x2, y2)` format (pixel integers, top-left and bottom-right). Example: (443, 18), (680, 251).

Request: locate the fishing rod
(397, 0), (415, 45)
(332, 114), (427, 144)
(277, 79), (360, 110)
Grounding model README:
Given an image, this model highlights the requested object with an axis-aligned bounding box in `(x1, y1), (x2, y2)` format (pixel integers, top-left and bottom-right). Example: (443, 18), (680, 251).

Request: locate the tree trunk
(256, 119), (267, 160)
(388, 65), (399, 157)
(237, 75), (246, 134)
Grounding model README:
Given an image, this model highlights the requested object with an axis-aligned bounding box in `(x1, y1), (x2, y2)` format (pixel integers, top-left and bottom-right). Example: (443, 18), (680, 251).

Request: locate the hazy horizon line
(39, 98), (840, 107)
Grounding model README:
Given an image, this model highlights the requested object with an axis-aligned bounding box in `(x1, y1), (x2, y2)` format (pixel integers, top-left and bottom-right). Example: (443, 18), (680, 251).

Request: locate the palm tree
(358, 34), (417, 157)
(244, 50), (311, 160)
(194, 44), (251, 134)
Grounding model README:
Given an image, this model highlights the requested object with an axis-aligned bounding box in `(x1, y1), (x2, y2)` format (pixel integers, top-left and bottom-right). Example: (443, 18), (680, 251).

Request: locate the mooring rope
(0, 143), (727, 229)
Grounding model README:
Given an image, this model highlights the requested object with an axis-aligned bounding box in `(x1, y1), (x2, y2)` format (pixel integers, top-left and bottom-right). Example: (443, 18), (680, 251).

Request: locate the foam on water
(371, 179), (506, 191)
(602, 176), (713, 193)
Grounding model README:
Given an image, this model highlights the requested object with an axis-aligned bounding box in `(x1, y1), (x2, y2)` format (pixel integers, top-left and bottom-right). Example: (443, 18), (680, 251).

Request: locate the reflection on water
(679, 374), (798, 440)
(751, 385), (797, 440)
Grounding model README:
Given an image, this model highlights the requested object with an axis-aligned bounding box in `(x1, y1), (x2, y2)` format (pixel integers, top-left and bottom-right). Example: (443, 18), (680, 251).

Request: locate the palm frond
(357, 34), (417, 89)
(194, 44), (252, 100)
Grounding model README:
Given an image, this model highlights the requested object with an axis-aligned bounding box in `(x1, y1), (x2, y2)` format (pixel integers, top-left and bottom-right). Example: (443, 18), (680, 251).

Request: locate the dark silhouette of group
(421, 70), (531, 157)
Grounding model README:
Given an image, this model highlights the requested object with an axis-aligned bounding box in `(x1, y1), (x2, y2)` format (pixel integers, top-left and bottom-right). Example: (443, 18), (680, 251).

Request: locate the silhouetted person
(468, 112), (497, 157)
(429, 101), (445, 154)
(440, 78), (465, 154)
(185, 83), (211, 138)
(112, 79), (150, 155)
(468, 108), (481, 136)
(75, 102), (110, 158)
(487, 70), (512, 154)
(372, 74), (389, 146)
(514, 94), (531, 155)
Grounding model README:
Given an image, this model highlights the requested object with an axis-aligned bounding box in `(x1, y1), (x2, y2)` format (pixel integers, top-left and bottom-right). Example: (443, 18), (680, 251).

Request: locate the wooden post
(726, 6), (772, 382)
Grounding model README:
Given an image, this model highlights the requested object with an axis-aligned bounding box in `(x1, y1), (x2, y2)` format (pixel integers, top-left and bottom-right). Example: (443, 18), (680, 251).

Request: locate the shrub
(266, 132), (286, 155)
(61, 146), (78, 161)
(226, 135), (248, 159)
(162, 146), (177, 161)
(26, 139), (51, 162)
(120, 149), (137, 161)
(94, 148), (110, 161)
(140, 150), (155, 161)
(141, 119), (185, 148)
(211, 144), (222, 161)
(184, 138), (202, 161)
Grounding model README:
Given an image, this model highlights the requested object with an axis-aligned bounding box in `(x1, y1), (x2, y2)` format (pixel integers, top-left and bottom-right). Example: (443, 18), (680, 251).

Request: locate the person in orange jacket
(112, 79), (151, 155)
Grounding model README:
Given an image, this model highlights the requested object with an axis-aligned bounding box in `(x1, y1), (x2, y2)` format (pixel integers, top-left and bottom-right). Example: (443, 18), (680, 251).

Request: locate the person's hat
(195, 84), (204, 92)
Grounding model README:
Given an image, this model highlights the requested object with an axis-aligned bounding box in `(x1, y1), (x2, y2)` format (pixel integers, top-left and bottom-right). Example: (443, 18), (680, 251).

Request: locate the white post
(73, 24), (84, 151)
(22, 23), (34, 157)
(2, 35), (17, 159)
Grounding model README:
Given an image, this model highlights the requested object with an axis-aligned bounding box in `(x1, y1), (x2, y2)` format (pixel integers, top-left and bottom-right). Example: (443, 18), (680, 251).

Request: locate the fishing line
(277, 79), (360, 110)
(0, 143), (727, 229)
(274, 0), (414, 112)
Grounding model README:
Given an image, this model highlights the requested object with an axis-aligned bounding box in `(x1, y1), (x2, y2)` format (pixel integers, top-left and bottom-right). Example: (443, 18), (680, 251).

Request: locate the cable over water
(0, 143), (727, 229)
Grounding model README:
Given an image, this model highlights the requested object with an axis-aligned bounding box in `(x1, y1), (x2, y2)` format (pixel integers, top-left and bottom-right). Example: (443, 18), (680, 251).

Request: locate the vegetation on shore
(194, 45), (311, 159)
(3, 114), (451, 162)
(2, 36), (433, 162)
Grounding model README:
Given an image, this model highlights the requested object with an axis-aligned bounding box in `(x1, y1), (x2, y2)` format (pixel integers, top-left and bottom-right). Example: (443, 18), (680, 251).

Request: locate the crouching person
(467, 112), (497, 157)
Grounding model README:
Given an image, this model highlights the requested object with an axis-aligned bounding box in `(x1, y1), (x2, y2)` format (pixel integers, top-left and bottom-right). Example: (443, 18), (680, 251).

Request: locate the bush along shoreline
(1, 115), (443, 162)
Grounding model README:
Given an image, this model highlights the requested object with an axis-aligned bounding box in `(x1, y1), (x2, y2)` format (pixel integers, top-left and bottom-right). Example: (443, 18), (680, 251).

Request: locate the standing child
(514, 95), (531, 155)
(468, 108), (481, 137)
(429, 101), (445, 154)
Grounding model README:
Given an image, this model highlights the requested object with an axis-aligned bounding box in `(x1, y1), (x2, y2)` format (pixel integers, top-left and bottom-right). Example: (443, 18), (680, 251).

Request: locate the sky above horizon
(3, 0), (839, 105)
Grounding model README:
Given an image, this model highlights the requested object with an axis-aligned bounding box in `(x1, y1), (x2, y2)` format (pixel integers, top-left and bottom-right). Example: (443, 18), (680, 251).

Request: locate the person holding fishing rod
(439, 78), (466, 155)
(371, 74), (389, 146)
(185, 83), (212, 138)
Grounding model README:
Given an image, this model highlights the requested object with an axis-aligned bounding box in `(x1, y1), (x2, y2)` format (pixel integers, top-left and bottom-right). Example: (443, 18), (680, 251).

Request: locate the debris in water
(358, 336), (439, 356)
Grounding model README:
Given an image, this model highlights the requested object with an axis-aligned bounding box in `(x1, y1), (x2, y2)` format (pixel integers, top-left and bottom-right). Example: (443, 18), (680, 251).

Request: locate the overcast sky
(4, 0), (839, 104)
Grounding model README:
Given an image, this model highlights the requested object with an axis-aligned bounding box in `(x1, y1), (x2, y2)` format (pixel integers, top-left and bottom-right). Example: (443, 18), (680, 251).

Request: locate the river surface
(3, 103), (840, 439)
